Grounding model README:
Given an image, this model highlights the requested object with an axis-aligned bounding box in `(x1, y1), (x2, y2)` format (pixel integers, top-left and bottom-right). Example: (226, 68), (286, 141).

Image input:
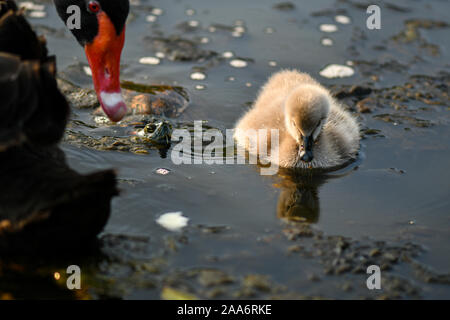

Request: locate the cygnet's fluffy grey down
(234, 69), (360, 170)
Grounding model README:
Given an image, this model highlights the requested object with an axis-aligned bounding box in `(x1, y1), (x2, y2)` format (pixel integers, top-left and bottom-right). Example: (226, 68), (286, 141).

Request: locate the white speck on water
(29, 10), (46, 18)
(83, 66), (92, 76)
(319, 24), (338, 33)
(146, 15), (157, 22)
(185, 9), (195, 16)
(155, 168), (171, 175)
(346, 60), (354, 66)
(227, 76), (236, 81)
(188, 20), (200, 28)
(229, 59), (248, 68)
(268, 60), (277, 67)
(319, 64), (354, 78)
(246, 82), (252, 87)
(94, 116), (110, 124)
(195, 84), (206, 90)
(129, 0), (141, 6)
(222, 51), (234, 59)
(234, 26), (246, 33)
(151, 8), (163, 16)
(155, 52), (165, 58)
(264, 27), (275, 34)
(208, 26), (217, 33)
(139, 56), (160, 65)
(321, 38), (333, 46)
(156, 212), (189, 232)
(19, 2), (45, 11)
(335, 15), (351, 24)
(200, 37), (210, 44)
(190, 72), (206, 80)
(408, 220), (416, 225)
(231, 31), (243, 38)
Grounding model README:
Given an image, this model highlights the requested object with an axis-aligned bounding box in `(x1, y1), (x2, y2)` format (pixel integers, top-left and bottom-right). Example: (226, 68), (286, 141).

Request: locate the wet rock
(391, 19), (449, 56)
(161, 286), (198, 300)
(384, 3), (411, 13)
(120, 81), (189, 118)
(310, 8), (347, 17)
(411, 261), (450, 284)
(373, 113), (433, 128)
(361, 128), (383, 138)
(146, 35), (218, 62)
(356, 97), (376, 113)
(241, 274), (271, 292)
(57, 78), (99, 109)
(197, 270), (234, 287)
(333, 85), (372, 100)
(273, 2), (296, 11)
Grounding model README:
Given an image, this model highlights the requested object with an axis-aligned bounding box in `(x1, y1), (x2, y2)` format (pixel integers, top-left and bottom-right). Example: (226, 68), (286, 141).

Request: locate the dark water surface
(3, 0), (449, 299)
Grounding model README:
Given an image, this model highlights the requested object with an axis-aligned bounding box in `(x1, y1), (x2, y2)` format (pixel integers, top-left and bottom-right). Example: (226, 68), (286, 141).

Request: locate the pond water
(3, 0), (449, 299)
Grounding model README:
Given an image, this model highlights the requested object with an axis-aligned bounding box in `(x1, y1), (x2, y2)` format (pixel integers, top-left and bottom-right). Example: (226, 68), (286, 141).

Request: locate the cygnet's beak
(300, 135), (314, 162)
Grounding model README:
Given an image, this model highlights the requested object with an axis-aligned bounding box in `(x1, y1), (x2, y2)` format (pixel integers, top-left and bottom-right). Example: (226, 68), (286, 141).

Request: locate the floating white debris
(208, 26), (217, 33)
(186, 9), (195, 16)
(29, 10), (46, 18)
(94, 116), (110, 125)
(321, 38), (333, 46)
(200, 37), (210, 44)
(264, 27), (275, 34)
(335, 15), (351, 24)
(346, 60), (354, 66)
(231, 31), (243, 38)
(227, 76), (236, 81)
(268, 60), (277, 67)
(234, 26), (246, 33)
(19, 1), (45, 11)
(195, 84), (206, 90)
(188, 20), (200, 28)
(155, 52), (165, 58)
(156, 212), (189, 232)
(130, 0), (141, 6)
(146, 15), (157, 22)
(151, 8), (163, 16)
(139, 56), (160, 65)
(83, 66), (92, 76)
(155, 168), (171, 175)
(319, 64), (354, 78)
(319, 24), (338, 33)
(229, 59), (248, 68)
(222, 51), (234, 59)
(190, 72), (206, 80)
(245, 82), (252, 87)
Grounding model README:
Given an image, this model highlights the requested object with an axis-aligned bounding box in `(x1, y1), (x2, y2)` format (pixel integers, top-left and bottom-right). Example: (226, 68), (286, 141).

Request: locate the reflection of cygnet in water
(234, 69), (360, 171)
(276, 170), (328, 223)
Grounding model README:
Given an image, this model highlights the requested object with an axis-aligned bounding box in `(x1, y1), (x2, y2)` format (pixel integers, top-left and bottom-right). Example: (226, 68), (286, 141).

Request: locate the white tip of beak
(99, 91), (127, 122)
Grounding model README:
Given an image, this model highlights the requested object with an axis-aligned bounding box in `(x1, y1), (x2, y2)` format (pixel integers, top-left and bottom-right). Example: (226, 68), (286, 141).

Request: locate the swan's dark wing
(0, 1), (69, 149)
(0, 52), (69, 149)
(0, 0), (48, 61)
(0, 0), (118, 253)
(0, 145), (118, 254)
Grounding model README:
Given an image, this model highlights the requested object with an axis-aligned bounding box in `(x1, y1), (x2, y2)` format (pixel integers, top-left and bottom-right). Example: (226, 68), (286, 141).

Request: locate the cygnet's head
(285, 85), (331, 162)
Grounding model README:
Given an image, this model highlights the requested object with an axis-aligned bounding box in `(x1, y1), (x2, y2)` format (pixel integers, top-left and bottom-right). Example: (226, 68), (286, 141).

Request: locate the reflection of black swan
(0, 0), (117, 253)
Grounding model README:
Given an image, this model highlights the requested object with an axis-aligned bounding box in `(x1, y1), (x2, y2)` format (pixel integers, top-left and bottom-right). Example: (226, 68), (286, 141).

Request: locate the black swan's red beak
(84, 12), (126, 122)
